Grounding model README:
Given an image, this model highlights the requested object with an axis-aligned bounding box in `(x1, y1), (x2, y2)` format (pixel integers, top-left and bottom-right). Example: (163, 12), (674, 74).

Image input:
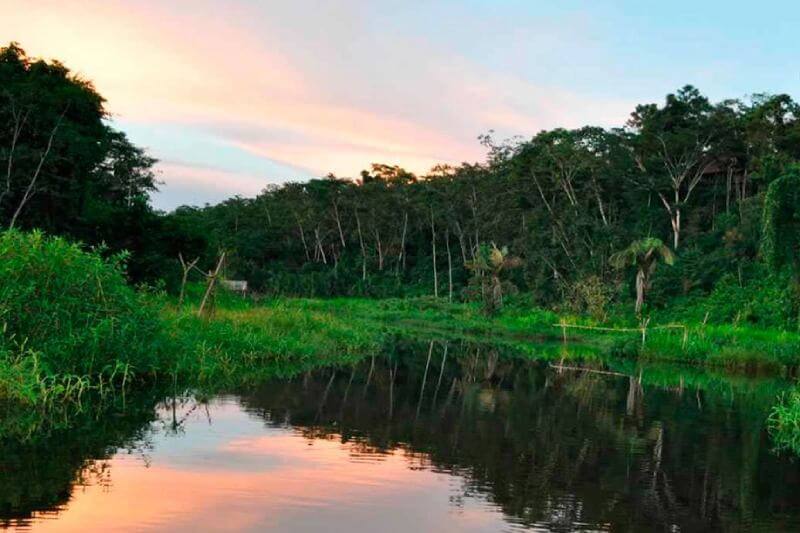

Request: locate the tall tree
(610, 238), (675, 315)
(628, 86), (717, 249)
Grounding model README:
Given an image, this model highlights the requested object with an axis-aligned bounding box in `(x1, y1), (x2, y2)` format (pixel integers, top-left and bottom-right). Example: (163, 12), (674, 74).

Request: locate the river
(2, 340), (799, 532)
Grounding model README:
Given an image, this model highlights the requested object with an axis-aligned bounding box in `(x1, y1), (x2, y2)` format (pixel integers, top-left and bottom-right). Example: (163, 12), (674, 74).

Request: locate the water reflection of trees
(0, 394), (161, 528)
(240, 339), (800, 532)
(2, 340), (799, 532)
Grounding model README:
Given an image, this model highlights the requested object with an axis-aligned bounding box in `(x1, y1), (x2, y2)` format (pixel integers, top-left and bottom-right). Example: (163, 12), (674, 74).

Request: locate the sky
(2, 0), (798, 210)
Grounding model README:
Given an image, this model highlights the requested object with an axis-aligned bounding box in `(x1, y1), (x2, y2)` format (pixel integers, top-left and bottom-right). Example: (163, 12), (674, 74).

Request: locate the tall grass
(5, 230), (800, 410)
(0, 231), (161, 404)
(161, 298), (381, 388)
(769, 390), (800, 455)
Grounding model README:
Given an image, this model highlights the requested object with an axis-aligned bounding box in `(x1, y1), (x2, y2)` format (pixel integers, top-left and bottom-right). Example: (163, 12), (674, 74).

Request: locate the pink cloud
(2, 0), (637, 193)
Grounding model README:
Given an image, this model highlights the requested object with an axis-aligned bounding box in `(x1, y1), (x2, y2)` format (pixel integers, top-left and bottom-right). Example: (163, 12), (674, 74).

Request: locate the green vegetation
(769, 390), (800, 455)
(610, 238), (674, 315)
(0, 230), (160, 405)
(464, 243), (522, 315)
(161, 294), (381, 388)
(0, 232), (385, 405)
(4, 229), (800, 408)
(4, 43), (800, 458)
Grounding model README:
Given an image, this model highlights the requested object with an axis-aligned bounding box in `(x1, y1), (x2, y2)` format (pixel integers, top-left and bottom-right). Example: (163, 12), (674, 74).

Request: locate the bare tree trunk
(531, 172), (577, 269)
(263, 203), (272, 225)
(178, 253), (200, 308)
(742, 170), (748, 201)
(470, 186), (480, 249)
(430, 208), (438, 298)
(658, 191), (681, 250)
(296, 215), (311, 262)
(445, 229), (453, 302)
(652, 135), (713, 250)
(8, 107), (67, 229)
(355, 210), (367, 281)
(454, 221), (469, 265)
(635, 268), (646, 316)
(314, 227), (327, 264)
(726, 166), (733, 213)
(332, 200), (346, 248)
(592, 176), (609, 226)
(373, 229), (383, 270)
(396, 211), (408, 274)
(1, 99), (28, 208)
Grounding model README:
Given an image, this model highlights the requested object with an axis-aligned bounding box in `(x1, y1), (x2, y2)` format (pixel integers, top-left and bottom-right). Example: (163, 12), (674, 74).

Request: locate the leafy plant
(769, 390), (800, 455)
(0, 230), (161, 403)
(564, 275), (614, 321)
(762, 166), (800, 326)
(610, 238), (675, 315)
(465, 244), (522, 316)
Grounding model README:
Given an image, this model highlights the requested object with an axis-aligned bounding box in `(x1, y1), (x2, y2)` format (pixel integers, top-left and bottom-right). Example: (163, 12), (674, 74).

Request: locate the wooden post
(198, 252), (226, 318)
(178, 253), (200, 309)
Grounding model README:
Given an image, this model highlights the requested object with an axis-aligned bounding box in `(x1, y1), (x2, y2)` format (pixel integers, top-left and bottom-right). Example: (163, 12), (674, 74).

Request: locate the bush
(564, 275), (614, 321)
(657, 265), (794, 329)
(0, 231), (162, 400)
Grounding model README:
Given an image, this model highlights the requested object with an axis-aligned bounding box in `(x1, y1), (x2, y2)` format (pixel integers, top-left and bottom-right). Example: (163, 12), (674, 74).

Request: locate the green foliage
(659, 266), (795, 329)
(0, 231), (161, 403)
(768, 390), (800, 455)
(465, 244), (522, 315)
(0, 43), (166, 285)
(609, 237), (675, 269)
(7, 44), (800, 427)
(610, 237), (674, 314)
(564, 275), (615, 320)
(161, 297), (381, 387)
(762, 167), (800, 278)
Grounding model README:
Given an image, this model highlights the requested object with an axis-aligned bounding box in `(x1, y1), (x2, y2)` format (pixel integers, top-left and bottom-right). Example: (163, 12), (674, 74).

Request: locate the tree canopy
(5, 43), (800, 325)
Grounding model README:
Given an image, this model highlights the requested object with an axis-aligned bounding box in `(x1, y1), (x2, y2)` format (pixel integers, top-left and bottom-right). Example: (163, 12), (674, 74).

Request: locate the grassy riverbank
(243, 296), (800, 371)
(4, 231), (800, 410)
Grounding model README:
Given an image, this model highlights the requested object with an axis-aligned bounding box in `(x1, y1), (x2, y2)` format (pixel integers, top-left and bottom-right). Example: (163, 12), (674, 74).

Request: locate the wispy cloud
(2, 0), (646, 208)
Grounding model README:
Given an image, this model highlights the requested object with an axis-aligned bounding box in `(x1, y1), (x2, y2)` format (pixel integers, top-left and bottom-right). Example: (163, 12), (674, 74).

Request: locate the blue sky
(3, 0), (798, 210)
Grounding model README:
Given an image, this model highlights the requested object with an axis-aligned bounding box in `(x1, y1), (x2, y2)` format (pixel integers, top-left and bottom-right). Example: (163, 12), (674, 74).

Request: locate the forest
(4, 43), (800, 326)
(6, 36), (800, 531)
(3, 41), (800, 433)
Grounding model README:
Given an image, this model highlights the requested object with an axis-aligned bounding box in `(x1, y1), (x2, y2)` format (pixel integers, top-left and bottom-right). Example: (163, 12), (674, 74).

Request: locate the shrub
(769, 389), (800, 455)
(658, 265), (794, 329)
(564, 275), (614, 321)
(0, 231), (162, 400)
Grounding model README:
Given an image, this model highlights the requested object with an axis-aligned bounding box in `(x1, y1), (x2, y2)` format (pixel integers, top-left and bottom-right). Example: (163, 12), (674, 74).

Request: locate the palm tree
(467, 244), (522, 315)
(610, 238), (675, 315)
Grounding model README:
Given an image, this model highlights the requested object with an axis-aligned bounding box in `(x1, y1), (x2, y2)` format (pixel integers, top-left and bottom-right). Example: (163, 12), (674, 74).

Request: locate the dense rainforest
(3, 42), (800, 327)
(7, 37), (800, 532)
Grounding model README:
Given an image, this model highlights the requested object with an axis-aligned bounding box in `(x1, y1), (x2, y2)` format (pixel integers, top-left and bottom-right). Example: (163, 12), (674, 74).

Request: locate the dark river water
(2, 340), (800, 532)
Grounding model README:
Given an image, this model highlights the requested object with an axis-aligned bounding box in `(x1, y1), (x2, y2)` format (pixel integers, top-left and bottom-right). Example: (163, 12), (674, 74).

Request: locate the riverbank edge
(4, 292), (800, 408)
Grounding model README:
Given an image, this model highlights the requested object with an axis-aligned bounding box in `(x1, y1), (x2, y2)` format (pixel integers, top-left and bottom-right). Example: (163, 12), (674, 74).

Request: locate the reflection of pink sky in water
(23, 399), (518, 532)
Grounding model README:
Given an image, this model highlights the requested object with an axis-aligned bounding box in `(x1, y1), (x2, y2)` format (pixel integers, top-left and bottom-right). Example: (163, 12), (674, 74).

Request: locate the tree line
(3, 43), (800, 321)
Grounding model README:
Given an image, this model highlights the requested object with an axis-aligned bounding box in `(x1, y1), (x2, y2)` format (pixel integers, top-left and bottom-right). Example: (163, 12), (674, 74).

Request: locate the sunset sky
(2, 0), (798, 209)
